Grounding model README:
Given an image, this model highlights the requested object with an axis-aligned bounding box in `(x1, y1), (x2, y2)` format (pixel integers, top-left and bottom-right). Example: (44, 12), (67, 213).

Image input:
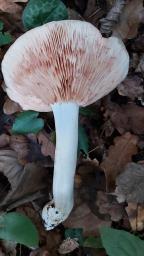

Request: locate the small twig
(100, 0), (126, 37)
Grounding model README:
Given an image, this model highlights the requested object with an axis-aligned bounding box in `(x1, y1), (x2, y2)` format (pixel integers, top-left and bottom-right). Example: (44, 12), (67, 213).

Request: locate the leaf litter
(0, 0), (144, 255)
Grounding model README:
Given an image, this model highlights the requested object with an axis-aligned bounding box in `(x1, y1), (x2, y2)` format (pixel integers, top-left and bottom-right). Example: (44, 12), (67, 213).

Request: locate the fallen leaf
(114, 0), (144, 39)
(12, 111), (44, 135)
(0, 133), (10, 147)
(100, 132), (138, 191)
(106, 103), (144, 135)
(0, 0), (22, 15)
(64, 203), (111, 236)
(115, 162), (144, 203)
(126, 203), (144, 231)
(3, 97), (22, 115)
(0, 149), (50, 210)
(96, 191), (124, 222)
(9, 135), (29, 164)
(84, 0), (104, 26)
(100, 0), (126, 36)
(38, 131), (55, 159)
(22, 0), (68, 30)
(118, 76), (143, 100)
(58, 238), (79, 254)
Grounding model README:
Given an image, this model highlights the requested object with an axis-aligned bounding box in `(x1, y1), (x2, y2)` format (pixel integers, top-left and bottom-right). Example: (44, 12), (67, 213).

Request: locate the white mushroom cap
(2, 20), (129, 112)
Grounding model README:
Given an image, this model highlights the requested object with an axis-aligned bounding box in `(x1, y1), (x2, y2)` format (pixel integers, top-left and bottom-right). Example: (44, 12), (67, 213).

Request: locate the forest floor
(0, 0), (144, 255)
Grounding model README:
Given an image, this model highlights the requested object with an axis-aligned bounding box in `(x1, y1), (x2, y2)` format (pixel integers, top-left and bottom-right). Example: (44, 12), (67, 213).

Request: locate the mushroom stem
(52, 102), (79, 218)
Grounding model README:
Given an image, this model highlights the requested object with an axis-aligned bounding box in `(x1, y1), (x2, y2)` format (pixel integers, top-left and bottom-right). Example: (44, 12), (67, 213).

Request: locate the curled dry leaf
(3, 97), (22, 115)
(100, 0), (126, 36)
(38, 131), (55, 159)
(115, 162), (144, 203)
(118, 76), (143, 100)
(114, 0), (144, 39)
(0, 0), (22, 14)
(126, 202), (144, 231)
(100, 132), (138, 192)
(58, 238), (79, 255)
(106, 103), (144, 135)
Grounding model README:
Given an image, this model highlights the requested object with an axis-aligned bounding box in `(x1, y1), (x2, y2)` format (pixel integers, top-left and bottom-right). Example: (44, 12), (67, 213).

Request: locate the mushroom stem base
(42, 102), (79, 230)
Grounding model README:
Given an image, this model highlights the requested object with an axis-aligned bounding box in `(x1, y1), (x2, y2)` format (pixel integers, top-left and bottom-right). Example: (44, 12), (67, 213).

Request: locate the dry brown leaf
(115, 162), (144, 203)
(114, 0), (144, 39)
(100, 0), (126, 36)
(64, 203), (111, 236)
(58, 238), (79, 255)
(126, 203), (144, 231)
(118, 76), (143, 99)
(38, 131), (55, 159)
(9, 135), (29, 164)
(0, 134), (10, 147)
(106, 103), (144, 135)
(100, 132), (138, 192)
(0, 0), (22, 14)
(3, 97), (22, 115)
(0, 149), (49, 210)
(96, 191), (124, 221)
(84, 0), (104, 26)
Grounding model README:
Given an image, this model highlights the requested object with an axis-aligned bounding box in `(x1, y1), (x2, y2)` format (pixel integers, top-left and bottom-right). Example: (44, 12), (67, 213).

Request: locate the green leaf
(83, 237), (103, 249)
(0, 32), (13, 46)
(65, 228), (83, 246)
(78, 124), (89, 155)
(0, 21), (4, 31)
(12, 111), (44, 134)
(100, 227), (144, 256)
(0, 212), (39, 247)
(22, 0), (68, 30)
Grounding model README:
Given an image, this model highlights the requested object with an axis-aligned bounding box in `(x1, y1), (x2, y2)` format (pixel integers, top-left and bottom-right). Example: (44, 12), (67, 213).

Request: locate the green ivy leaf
(22, 0), (68, 30)
(0, 212), (39, 247)
(12, 111), (44, 134)
(83, 237), (103, 249)
(0, 32), (13, 47)
(65, 228), (83, 246)
(78, 124), (89, 155)
(100, 227), (144, 256)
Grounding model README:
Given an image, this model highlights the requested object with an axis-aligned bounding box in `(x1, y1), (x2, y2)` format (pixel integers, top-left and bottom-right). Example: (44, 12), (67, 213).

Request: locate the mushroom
(1, 20), (129, 230)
